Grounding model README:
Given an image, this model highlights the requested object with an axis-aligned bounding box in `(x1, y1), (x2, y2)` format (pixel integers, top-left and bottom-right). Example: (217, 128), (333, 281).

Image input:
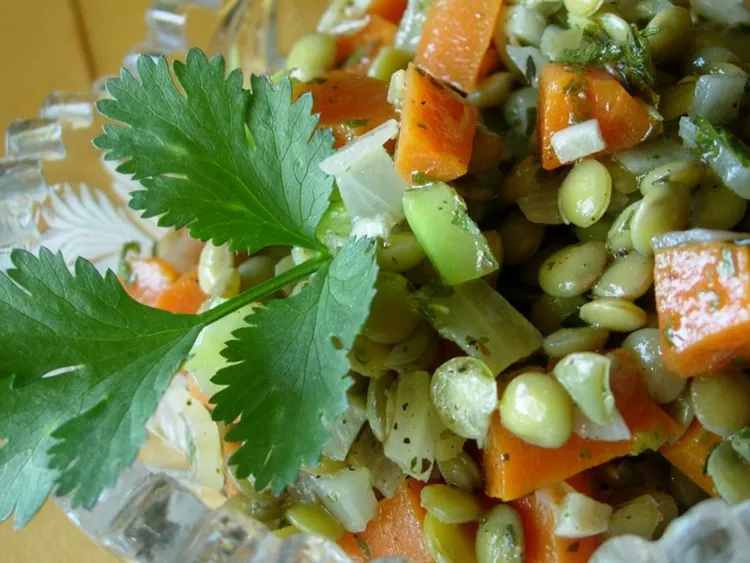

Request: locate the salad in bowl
(2, 0), (750, 561)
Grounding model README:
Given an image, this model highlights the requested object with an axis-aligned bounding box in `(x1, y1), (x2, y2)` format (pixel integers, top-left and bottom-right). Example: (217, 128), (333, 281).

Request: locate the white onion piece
(652, 229), (750, 251)
(615, 138), (693, 176)
(388, 69), (407, 109)
(334, 147), (406, 222)
(322, 399), (368, 461)
(555, 492), (613, 538)
(690, 74), (747, 125)
(689, 0), (750, 27)
(351, 213), (396, 240)
(574, 406), (631, 442)
(319, 119), (399, 176)
(317, 0), (370, 35)
(551, 119), (606, 164)
(333, 147), (405, 223)
(680, 116), (750, 198)
(506, 46), (550, 88)
(535, 481), (574, 511)
(314, 466), (378, 532)
(150, 382), (224, 490)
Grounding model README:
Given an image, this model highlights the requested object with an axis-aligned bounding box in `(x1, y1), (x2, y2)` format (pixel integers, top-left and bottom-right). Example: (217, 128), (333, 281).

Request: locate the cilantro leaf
(94, 48), (334, 254)
(212, 237), (378, 492)
(0, 248), (204, 514)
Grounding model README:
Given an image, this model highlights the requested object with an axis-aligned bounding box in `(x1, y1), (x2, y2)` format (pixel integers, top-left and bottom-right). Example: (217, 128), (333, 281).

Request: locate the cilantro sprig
(0, 49), (378, 527)
(558, 24), (657, 104)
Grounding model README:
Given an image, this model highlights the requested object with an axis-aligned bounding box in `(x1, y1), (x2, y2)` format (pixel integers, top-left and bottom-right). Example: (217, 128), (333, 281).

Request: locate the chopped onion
(690, 74), (747, 125)
(320, 119), (399, 177)
(506, 46), (550, 88)
(288, 468), (320, 505)
(335, 147), (406, 223)
(149, 381), (224, 490)
(388, 69), (407, 109)
(689, 0), (750, 26)
(679, 116), (750, 198)
(555, 492), (613, 538)
(348, 427), (404, 498)
(574, 406), (631, 442)
(384, 371), (437, 480)
(615, 138), (694, 177)
(351, 213), (397, 240)
(313, 466), (378, 532)
(322, 398), (368, 461)
(652, 229), (750, 251)
(317, 0), (370, 35)
(551, 119), (606, 164)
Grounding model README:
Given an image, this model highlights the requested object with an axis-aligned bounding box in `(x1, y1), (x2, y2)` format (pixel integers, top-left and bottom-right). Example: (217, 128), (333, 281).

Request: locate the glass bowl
(2, 1), (750, 562)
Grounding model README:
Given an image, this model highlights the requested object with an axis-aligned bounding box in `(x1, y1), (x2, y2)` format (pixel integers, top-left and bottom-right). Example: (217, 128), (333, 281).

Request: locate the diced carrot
(154, 267), (206, 314)
(654, 241), (750, 377)
(538, 64), (654, 170)
(415, 0), (504, 93)
(293, 71), (398, 147)
(338, 479), (432, 563)
(367, 0), (408, 24)
(477, 46), (501, 81)
(512, 492), (601, 563)
(661, 420), (721, 497)
(125, 258), (180, 307)
(394, 64), (478, 182)
(484, 350), (682, 501)
(335, 15), (398, 70)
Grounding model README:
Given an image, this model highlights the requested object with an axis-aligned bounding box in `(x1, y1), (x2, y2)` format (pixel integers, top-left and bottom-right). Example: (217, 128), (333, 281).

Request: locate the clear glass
(3, 1), (750, 562)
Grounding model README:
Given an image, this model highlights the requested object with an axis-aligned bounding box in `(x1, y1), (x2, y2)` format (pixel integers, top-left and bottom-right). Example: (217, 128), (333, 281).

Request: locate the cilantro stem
(199, 253), (330, 325)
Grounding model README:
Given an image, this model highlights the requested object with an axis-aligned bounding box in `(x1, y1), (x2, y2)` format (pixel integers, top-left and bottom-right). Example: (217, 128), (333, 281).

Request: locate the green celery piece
(95, 48), (334, 254)
(414, 279), (543, 375)
(395, 0), (434, 54)
(403, 182), (498, 286)
(0, 249), (204, 523)
(212, 237), (378, 493)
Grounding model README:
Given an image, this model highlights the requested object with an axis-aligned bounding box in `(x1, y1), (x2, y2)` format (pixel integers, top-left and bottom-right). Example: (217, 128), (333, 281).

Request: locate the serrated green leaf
(0, 375), (79, 529)
(211, 237), (379, 493)
(0, 248), (204, 519)
(94, 48), (334, 254)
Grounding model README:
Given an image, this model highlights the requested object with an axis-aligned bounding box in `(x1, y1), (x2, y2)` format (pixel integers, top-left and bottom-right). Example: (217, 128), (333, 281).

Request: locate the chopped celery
(183, 300), (256, 397)
(403, 182), (498, 285)
(384, 370), (437, 480)
(395, 0), (434, 54)
(414, 280), (543, 375)
(368, 47), (412, 82)
(315, 201), (352, 253)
